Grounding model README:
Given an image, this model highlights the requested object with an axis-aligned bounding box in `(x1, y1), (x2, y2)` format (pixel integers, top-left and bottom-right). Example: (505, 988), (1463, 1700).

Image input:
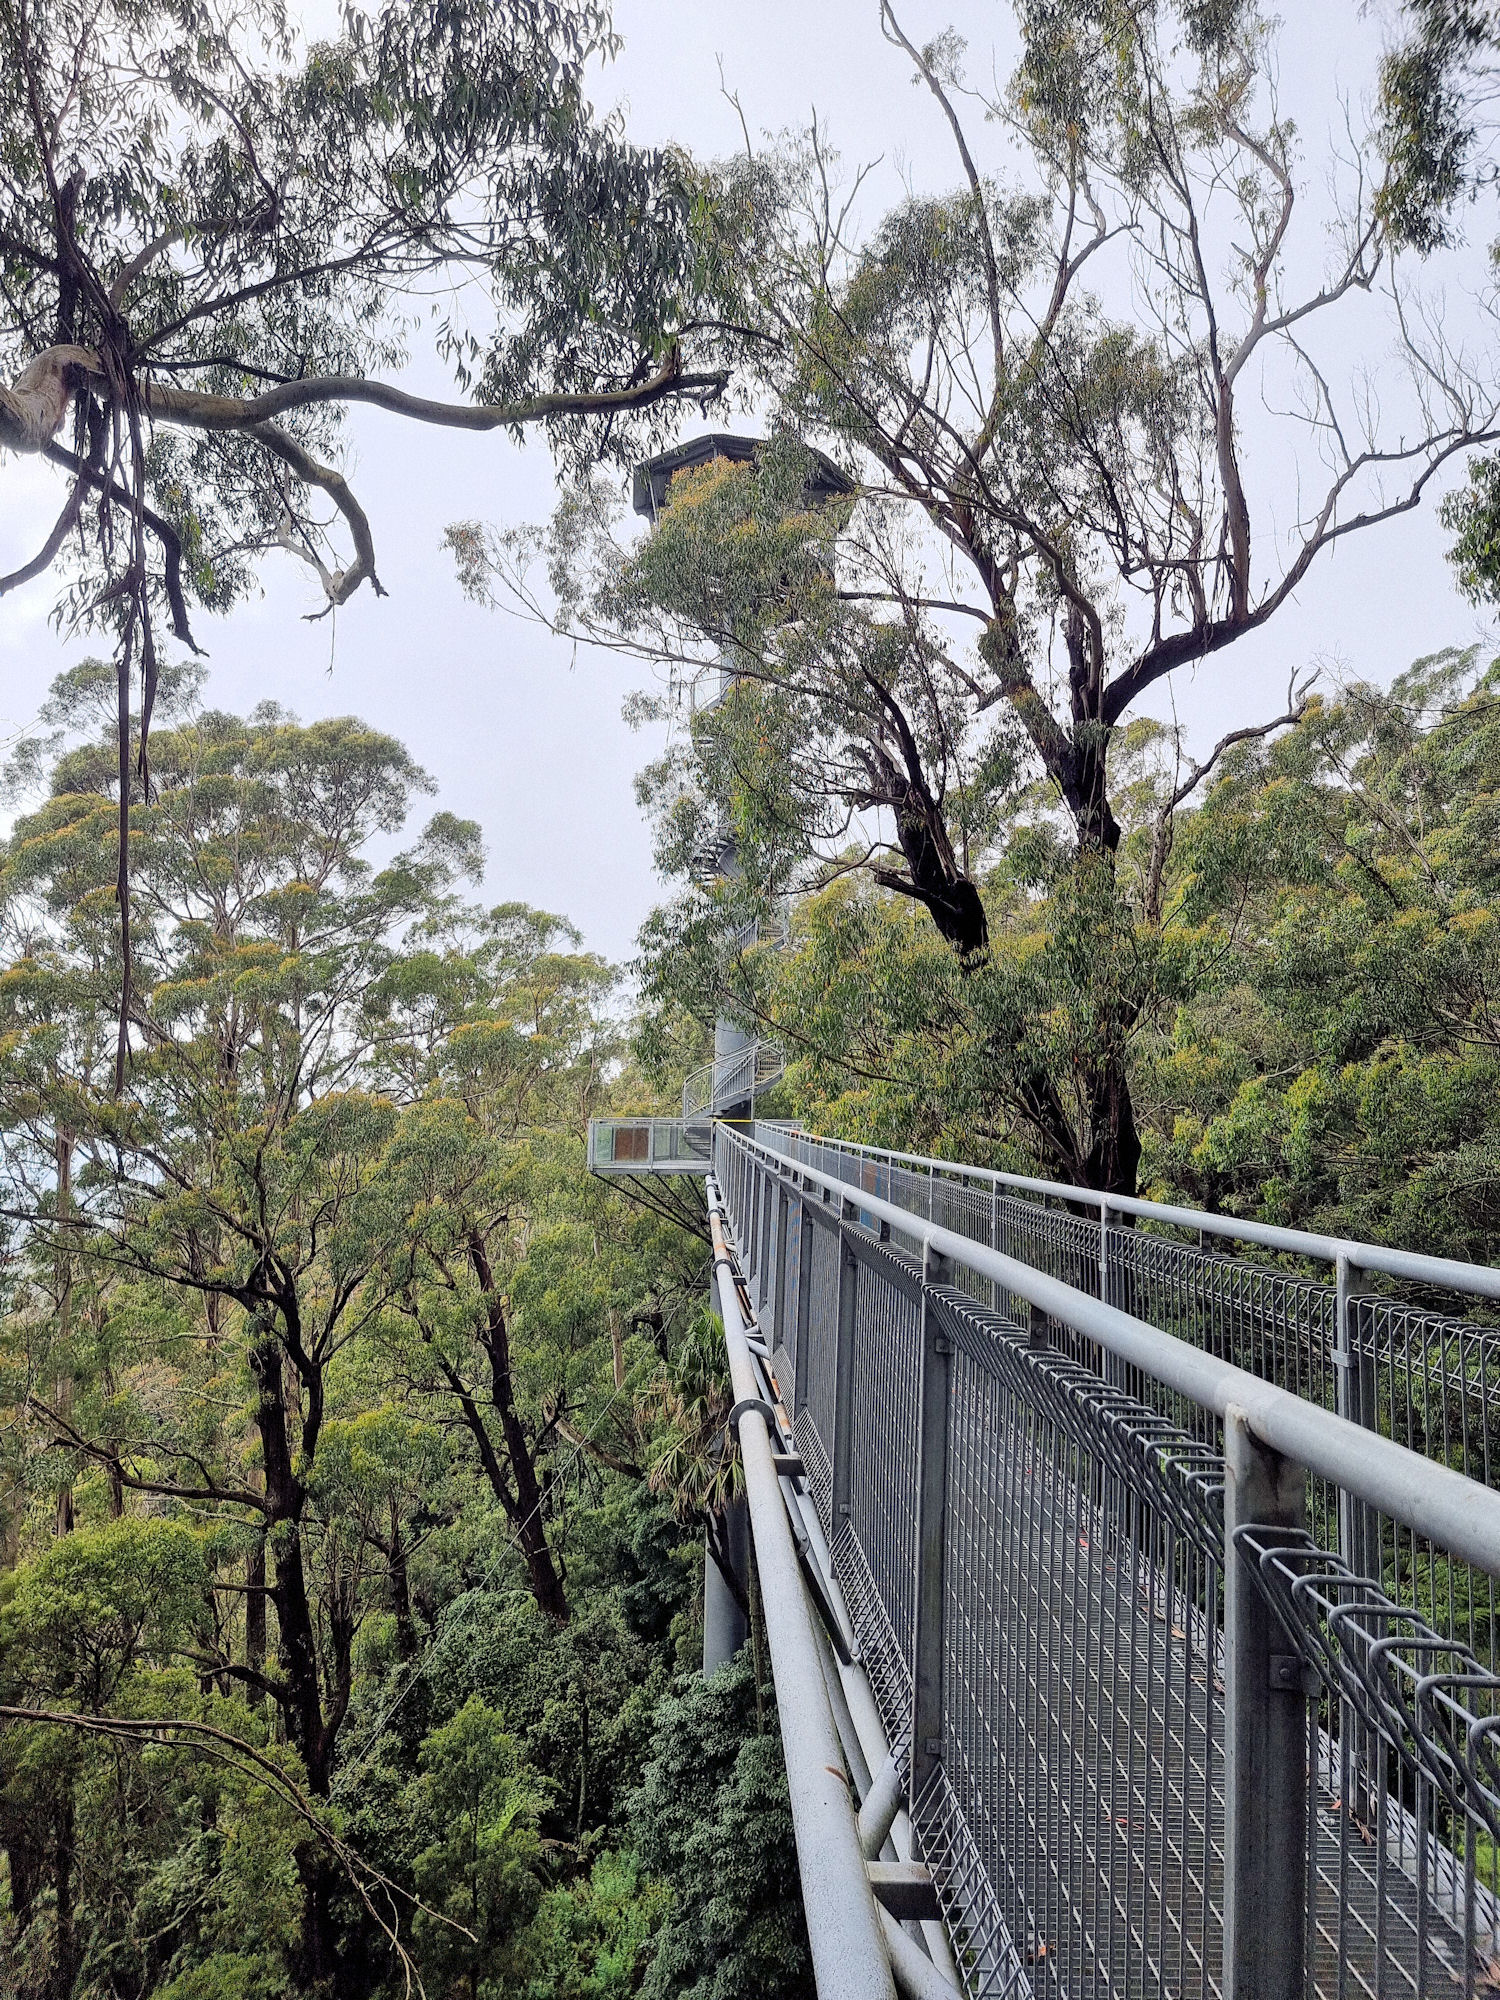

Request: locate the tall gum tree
(0, 676), (708, 1987)
(463, 0), (1500, 1194)
(0, 679), (486, 1982)
(364, 906), (627, 1628)
(0, 0), (730, 1082)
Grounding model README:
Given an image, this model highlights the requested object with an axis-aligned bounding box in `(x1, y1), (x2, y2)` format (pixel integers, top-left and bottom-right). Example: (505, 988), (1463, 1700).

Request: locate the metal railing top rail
(754, 1123), (1500, 1306)
(722, 1125), (1500, 1586)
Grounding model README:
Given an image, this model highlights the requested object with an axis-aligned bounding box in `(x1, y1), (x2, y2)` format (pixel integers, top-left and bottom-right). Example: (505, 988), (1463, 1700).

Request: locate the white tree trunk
(0, 346), (97, 453)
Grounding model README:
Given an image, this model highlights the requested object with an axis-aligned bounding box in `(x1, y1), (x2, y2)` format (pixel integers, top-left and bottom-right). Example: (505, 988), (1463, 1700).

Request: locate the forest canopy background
(2, 2), (1500, 1998)
(1, 0), (1491, 967)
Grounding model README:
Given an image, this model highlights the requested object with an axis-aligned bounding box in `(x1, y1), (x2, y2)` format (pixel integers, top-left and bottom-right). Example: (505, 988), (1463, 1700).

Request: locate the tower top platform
(631, 432), (854, 520)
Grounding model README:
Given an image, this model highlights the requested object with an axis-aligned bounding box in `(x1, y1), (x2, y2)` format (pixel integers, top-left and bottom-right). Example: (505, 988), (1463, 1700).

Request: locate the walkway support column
(703, 1495), (749, 1677)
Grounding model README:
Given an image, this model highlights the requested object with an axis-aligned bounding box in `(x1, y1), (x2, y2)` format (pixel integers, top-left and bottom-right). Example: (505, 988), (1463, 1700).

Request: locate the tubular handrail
(754, 1122), (1500, 1304)
(723, 1125), (1500, 1584)
(705, 1182), (900, 2000)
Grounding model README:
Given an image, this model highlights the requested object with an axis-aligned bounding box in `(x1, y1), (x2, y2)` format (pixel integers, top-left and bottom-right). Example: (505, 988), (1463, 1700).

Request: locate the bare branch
(250, 422), (385, 614)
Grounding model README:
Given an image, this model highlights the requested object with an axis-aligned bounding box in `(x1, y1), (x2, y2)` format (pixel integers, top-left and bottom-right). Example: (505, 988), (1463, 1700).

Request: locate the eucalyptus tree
(0, 0), (727, 1079)
(0, 670), (719, 1990)
(467, 0), (1500, 1192)
(0, 680), (476, 1824)
(1157, 645), (1500, 1258)
(0, 675), (484, 1982)
(365, 906), (625, 1626)
(1378, 2), (1500, 606)
(1379, 0), (1500, 254)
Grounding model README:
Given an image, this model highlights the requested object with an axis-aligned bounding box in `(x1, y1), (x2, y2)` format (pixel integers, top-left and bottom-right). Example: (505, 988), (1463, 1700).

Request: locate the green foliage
(719, 642), (1500, 1261)
(0, 0), (715, 630)
(0, 1518), (207, 1710)
(647, 1306), (738, 1529)
(628, 1656), (812, 2000)
(1150, 648), (1500, 1257)
(1440, 452), (1500, 606)
(680, 822), (1195, 1189)
(406, 1699), (546, 1996)
(0, 671), (763, 2000)
(1014, 0), (1262, 168)
(521, 1849), (671, 2000)
(1378, 1), (1495, 253)
(1375, 4), (1500, 597)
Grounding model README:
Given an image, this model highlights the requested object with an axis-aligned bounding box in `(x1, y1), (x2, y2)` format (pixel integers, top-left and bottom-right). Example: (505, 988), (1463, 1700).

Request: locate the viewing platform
(587, 1116), (711, 1174)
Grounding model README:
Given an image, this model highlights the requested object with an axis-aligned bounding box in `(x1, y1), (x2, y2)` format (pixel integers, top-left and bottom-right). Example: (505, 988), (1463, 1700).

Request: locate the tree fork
(468, 1229), (570, 1624)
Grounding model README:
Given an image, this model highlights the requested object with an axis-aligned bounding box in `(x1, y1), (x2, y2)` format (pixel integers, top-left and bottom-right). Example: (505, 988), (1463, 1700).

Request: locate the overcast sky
(0, 0), (1491, 966)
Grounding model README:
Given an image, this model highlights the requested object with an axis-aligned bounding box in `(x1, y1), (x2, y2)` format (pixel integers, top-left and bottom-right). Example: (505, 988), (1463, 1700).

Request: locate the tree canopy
(461, 0), (1500, 1192)
(0, 0), (723, 626)
(0, 0), (735, 1075)
(716, 644), (1500, 1267)
(0, 670), (784, 1999)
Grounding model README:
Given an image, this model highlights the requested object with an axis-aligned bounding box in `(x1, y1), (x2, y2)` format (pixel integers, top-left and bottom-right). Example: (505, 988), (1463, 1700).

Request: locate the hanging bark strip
(114, 627), (133, 1097)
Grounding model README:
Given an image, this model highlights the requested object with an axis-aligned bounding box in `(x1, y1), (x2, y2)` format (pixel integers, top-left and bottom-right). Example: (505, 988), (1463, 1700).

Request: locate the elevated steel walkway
(590, 1118), (1500, 2000)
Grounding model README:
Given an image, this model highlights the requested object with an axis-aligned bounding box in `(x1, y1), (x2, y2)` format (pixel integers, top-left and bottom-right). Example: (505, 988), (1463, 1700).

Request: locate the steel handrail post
(989, 1180), (1001, 1313)
(760, 1163), (772, 1287)
(911, 1243), (954, 1803)
(761, 1169), (775, 1307)
(759, 1171), (775, 1311)
(1223, 1406), (1310, 2000)
(831, 1198), (860, 1536)
(774, 1185), (790, 1351)
(1334, 1253), (1381, 1577)
(706, 1179), (897, 2000)
(795, 1194), (814, 1398)
(1098, 1194), (1111, 1303)
(1334, 1251), (1382, 1827)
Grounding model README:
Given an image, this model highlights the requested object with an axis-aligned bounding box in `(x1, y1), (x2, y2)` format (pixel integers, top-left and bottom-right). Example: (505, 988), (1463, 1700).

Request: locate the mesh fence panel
(780, 1195), (803, 1380)
(804, 1208), (841, 1446)
(1362, 1298), (1500, 1677)
(848, 1245), (922, 1665)
(937, 1293), (1226, 2000)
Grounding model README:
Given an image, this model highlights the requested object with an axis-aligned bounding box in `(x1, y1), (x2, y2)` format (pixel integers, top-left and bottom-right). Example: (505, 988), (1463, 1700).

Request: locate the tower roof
(631, 432), (855, 519)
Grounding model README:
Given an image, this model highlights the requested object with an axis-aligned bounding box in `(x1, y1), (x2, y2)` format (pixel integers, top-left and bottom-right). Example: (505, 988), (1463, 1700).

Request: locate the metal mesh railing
(756, 1128), (1500, 1678)
(719, 1126), (1500, 2000)
(847, 1240), (923, 1677)
(936, 1289), (1225, 2000)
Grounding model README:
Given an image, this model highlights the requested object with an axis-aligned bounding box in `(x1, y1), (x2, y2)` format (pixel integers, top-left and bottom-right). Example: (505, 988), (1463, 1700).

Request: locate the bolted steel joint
(1269, 1653), (1321, 1697)
(727, 1395), (777, 1436)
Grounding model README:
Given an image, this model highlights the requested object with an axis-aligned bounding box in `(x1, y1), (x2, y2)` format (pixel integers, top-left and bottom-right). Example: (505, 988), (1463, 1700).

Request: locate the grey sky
(0, 0), (1492, 966)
